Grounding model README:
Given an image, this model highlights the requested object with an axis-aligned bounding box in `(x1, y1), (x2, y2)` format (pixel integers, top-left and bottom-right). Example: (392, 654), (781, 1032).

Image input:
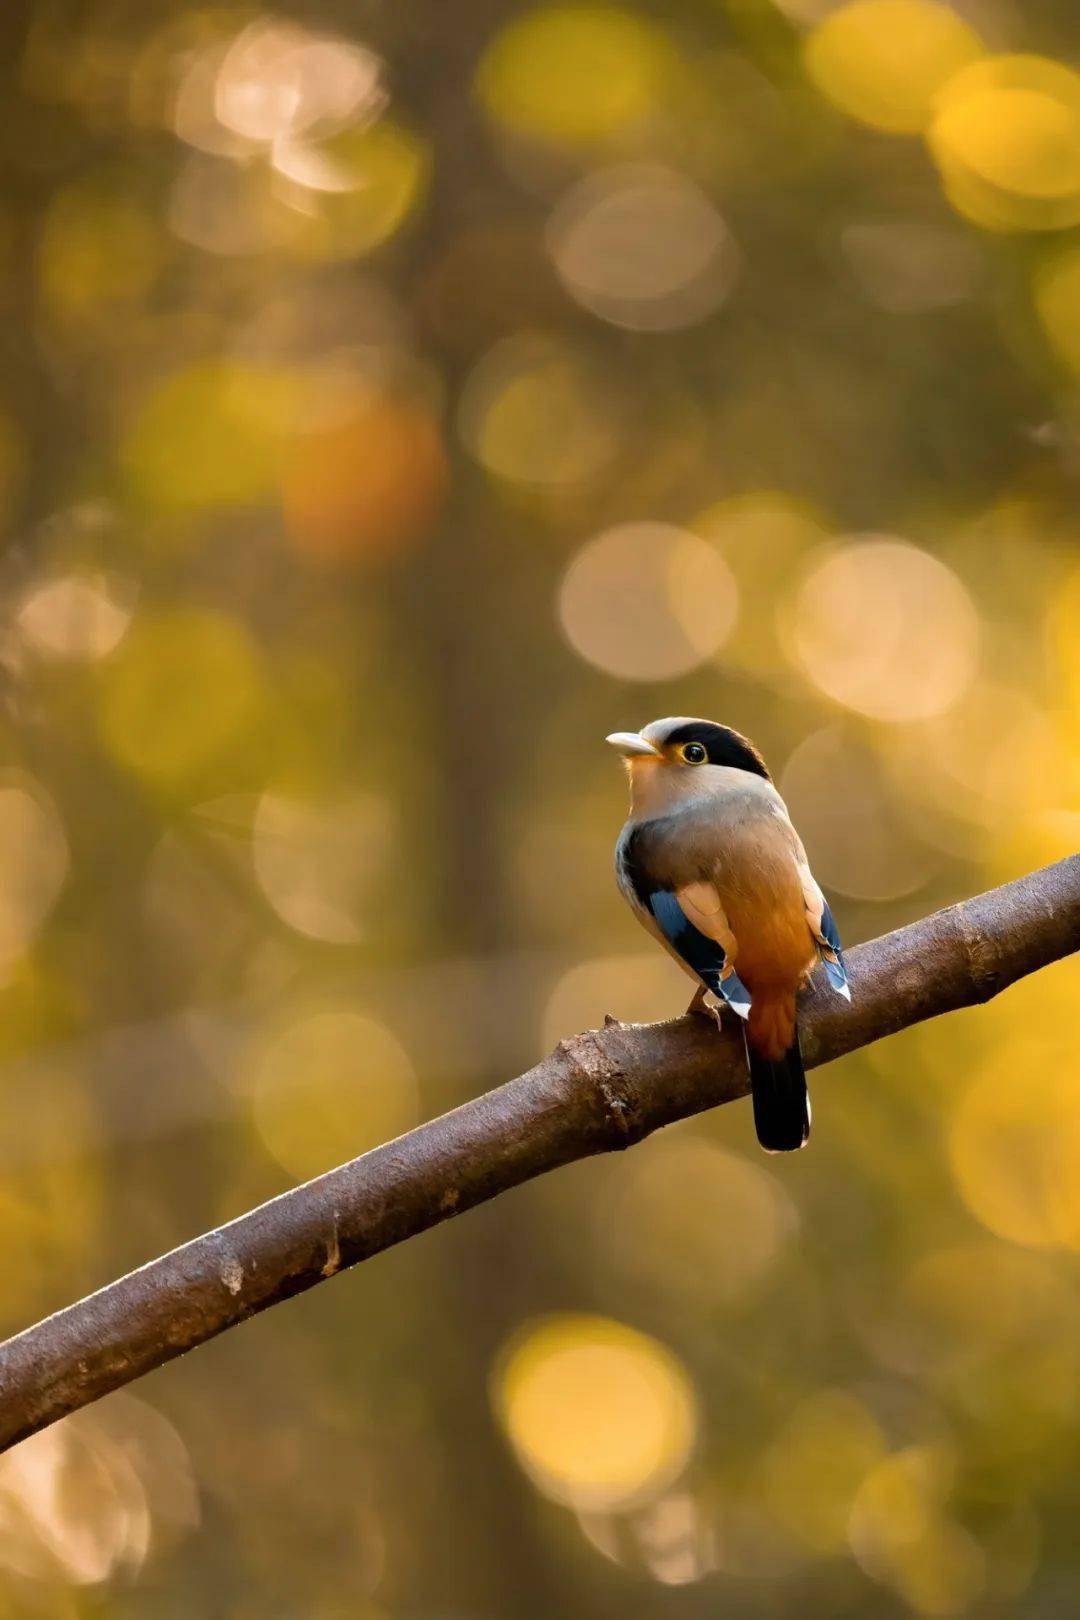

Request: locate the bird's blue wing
(795, 848), (851, 1003)
(647, 890), (752, 1019)
(816, 896), (850, 1000)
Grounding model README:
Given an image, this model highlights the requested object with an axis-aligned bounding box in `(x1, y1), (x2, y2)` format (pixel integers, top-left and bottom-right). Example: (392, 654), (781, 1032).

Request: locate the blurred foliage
(0, 0), (1077, 1614)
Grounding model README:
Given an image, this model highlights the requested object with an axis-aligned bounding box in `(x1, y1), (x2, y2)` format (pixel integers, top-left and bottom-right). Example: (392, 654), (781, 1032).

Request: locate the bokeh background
(0, 0), (1078, 1613)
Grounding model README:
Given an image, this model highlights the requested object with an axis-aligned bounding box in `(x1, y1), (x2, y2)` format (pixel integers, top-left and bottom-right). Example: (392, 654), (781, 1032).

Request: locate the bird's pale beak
(606, 731), (662, 758)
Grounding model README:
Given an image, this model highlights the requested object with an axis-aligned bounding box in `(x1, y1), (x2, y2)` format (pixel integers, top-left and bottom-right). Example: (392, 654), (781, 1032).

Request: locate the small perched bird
(607, 718), (849, 1152)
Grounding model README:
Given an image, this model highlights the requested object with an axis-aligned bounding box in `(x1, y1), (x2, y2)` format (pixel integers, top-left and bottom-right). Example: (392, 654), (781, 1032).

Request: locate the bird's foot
(687, 985), (725, 1028)
(687, 984), (711, 1019)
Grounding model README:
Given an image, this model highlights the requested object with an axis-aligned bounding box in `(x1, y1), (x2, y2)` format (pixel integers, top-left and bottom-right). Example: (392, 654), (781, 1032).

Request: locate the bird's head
(605, 718), (770, 807)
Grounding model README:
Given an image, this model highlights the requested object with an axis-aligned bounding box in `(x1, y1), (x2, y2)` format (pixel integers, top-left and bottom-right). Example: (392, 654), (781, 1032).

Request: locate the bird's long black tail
(743, 1024), (810, 1153)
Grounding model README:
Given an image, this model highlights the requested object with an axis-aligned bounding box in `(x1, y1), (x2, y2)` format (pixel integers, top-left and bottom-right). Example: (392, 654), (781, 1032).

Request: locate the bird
(606, 717), (850, 1153)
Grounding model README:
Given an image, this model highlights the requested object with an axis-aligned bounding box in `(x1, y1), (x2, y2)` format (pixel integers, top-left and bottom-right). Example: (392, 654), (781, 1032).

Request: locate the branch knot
(953, 900), (1003, 1003)
(558, 1029), (640, 1147)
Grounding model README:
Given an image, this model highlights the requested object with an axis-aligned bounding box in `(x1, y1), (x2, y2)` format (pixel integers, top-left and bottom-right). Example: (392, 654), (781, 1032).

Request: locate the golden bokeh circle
(804, 0), (983, 134)
(559, 521), (737, 680)
(929, 56), (1080, 231)
(788, 538), (978, 721)
(98, 609), (265, 790)
(476, 6), (679, 150)
(492, 1313), (698, 1511)
(248, 1008), (418, 1183)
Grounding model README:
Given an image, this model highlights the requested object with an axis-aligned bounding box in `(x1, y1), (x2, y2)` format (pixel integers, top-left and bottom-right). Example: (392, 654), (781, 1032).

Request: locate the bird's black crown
(662, 720), (771, 779)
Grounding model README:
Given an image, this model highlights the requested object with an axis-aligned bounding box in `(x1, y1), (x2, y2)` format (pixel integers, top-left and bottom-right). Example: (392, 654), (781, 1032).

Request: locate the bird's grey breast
(617, 802), (722, 902)
(618, 784), (789, 903)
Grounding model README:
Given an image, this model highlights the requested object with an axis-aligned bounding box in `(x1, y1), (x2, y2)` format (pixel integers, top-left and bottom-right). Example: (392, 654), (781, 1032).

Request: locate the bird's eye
(680, 742), (708, 765)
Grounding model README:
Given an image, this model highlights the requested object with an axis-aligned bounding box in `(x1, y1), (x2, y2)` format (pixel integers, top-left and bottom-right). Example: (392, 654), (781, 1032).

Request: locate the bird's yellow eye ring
(680, 742), (708, 765)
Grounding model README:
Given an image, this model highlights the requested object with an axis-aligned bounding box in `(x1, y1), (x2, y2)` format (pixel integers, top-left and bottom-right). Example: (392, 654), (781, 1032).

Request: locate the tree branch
(0, 856), (1077, 1453)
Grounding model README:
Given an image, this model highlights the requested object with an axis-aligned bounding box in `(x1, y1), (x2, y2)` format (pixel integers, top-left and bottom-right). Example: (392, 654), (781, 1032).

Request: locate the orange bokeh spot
(281, 395), (448, 565)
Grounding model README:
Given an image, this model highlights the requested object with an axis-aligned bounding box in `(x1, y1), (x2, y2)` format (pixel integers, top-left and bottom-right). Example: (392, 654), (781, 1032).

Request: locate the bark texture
(0, 855), (1077, 1453)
